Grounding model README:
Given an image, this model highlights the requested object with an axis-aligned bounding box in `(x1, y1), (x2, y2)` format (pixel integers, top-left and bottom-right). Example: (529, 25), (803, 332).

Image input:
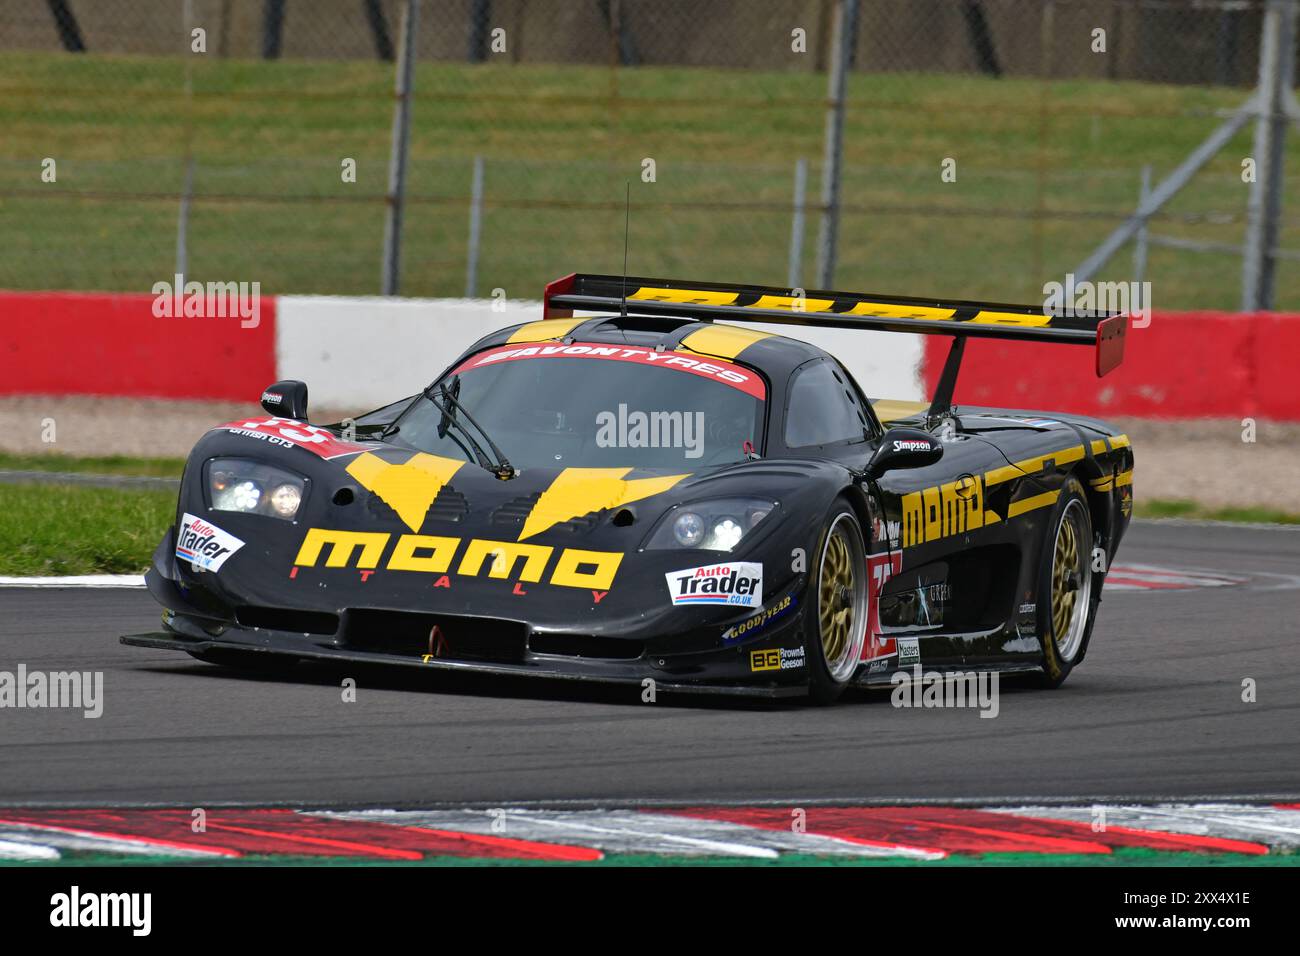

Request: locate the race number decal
(861, 551), (902, 662)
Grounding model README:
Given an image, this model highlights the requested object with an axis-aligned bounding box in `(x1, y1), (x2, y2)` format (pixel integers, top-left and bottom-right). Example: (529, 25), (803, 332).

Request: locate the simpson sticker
(749, 646), (806, 672)
(176, 513), (245, 572)
(898, 636), (921, 666)
(666, 562), (763, 608)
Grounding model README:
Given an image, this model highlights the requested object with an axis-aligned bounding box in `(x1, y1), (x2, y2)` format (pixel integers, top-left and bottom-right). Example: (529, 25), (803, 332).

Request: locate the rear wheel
(1035, 477), (1098, 688)
(804, 501), (869, 705)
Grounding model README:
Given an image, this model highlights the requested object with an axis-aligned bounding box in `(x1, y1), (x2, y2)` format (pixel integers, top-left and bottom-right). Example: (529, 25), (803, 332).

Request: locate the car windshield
(393, 342), (766, 470)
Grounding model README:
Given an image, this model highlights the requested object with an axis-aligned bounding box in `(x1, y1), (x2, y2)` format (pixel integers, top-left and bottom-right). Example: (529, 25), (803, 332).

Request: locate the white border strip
(0, 575), (145, 588)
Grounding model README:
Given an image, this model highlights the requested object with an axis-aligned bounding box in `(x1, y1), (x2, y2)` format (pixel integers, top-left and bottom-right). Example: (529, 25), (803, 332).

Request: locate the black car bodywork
(123, 274), (1133, 699)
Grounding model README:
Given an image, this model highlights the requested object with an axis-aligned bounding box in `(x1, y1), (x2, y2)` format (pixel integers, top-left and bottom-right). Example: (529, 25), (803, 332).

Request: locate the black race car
(123, 274), (1133, 702)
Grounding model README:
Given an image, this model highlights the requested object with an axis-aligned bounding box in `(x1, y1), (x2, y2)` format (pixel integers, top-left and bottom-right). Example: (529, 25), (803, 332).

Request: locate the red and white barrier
(0, 291), (276, 401)
(921, 311), (1299, 421)
(1, 291), (1295, 419)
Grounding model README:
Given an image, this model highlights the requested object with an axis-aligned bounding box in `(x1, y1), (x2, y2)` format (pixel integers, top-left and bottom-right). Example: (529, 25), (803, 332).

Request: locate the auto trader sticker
(666, 562), (763, 608)
(176, 513), (244, 573)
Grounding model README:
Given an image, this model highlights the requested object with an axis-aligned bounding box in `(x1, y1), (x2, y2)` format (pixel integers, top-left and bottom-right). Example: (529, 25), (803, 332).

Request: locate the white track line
(0, 575), (144, 588)
(0, 839), (60, 861)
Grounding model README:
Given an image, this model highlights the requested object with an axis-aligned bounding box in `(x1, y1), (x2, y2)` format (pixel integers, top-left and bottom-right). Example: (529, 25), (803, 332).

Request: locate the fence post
(382, 0), (419, 296)
(816, 0), (858, 289)
(465, 156), (485, 298)
(1242, 0), (1297, 311)
(1132, 164), (1151, 286)
(788, 158), (808, 290)
(177, 0), (195, 283)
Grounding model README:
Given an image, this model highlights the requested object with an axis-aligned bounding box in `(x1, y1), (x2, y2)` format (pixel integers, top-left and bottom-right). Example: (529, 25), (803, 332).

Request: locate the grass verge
(3, 52), (1298, 306)
(0, 452), (185, 478)
(0, 483), (174, 575)
(1137, 499), (1300, 525)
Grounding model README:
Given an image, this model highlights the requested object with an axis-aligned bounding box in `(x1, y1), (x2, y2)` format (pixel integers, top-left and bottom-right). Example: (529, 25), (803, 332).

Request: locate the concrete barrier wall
(3, 290), (1293, 420)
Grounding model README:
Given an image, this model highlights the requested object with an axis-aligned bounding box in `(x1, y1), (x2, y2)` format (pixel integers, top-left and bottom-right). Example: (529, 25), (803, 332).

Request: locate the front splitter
(120, 631), (809, 699)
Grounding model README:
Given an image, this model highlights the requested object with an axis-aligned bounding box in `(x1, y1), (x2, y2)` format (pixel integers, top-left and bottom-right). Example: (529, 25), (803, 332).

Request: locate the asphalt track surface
(0, 521), (1296, 807)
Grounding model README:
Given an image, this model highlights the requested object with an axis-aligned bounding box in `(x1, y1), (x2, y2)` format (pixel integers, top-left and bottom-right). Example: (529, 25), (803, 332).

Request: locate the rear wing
(543, 274), (1128, 382)
(543, 269), (1123, 418)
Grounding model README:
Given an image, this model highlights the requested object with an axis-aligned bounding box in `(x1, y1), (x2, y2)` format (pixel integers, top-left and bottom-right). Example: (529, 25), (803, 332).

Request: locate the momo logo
(665, 562), (763, 608)
(293, 528), (623, 591)
(176, 513), (244, 572)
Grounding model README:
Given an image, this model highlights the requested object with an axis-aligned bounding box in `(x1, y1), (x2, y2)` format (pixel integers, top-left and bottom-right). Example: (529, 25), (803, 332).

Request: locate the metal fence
(1, 0), (1298, 310)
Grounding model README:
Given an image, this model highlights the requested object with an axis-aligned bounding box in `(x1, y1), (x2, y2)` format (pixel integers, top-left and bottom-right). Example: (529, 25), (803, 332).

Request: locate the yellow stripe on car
(507, 317), (587, 344)
(748, 294), (836, 312)
(844, 301), (955, 320)
(969, 309), (1052, 327)
(1008, 489), (1061, 519)
(678, 324), (775, 360)
(629, 287), (739, 306)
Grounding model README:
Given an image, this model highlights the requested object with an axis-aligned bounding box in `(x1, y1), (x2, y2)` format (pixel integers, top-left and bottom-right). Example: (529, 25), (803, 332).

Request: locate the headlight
(645, 497), (776, 552)
(206, 458), (307, 521)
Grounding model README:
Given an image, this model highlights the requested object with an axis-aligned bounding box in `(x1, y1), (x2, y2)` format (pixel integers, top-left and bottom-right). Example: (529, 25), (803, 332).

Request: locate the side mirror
(864, 427), (943, 480)
(261, 380), (309, 420)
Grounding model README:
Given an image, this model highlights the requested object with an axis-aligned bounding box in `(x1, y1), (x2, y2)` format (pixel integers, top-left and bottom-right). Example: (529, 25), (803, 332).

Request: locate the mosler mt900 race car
(123, 274), (1133, 702)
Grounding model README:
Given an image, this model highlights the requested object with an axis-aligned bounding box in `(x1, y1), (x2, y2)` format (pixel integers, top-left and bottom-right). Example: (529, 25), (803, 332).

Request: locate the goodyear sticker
(721, 594), (795, 644)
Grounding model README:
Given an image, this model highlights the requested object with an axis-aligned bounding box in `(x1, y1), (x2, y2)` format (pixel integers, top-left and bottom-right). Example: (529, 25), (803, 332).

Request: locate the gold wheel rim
(819, 525), (856, 671)
(1050, 499), (1091, 661)
(1051, 510), (1078, 641)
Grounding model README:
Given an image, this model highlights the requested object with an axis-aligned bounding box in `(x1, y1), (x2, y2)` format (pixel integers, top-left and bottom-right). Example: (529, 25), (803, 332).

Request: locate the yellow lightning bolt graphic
(520, 467), (689, 541)
(346, 452), (466, 533)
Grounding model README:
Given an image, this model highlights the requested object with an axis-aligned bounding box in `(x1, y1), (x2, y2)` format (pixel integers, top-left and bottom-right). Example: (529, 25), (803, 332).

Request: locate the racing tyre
(804, 500), (869, 705)
(1035, 477), (1099, 688)
(187, 648), (299, 675)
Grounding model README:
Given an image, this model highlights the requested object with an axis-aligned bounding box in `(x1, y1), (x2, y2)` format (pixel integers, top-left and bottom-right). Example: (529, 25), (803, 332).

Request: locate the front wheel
(804, 501), (869, 705)
(1035, 477), (1098, 688)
